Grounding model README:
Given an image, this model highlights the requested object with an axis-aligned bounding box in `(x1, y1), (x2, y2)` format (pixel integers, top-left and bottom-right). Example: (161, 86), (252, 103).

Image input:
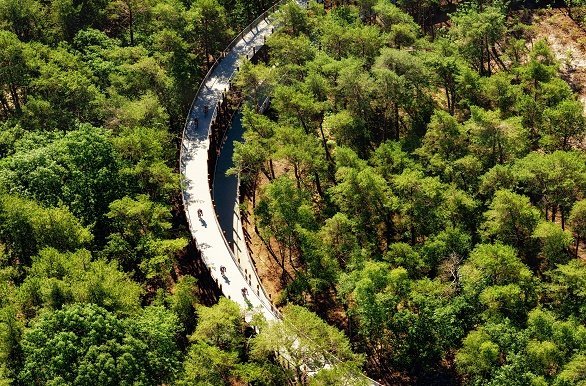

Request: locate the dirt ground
(530, 8), (586, 112)
(241, 196), (288, 304)
(529, 9), (586, 261)
(240, 160), (298, 306)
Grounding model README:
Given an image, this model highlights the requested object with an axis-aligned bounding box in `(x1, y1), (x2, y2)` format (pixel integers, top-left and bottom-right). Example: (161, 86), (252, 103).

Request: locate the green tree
(104, 194), (187, 282)
(255, 177), (315, 279)
(0, 305), (23, 384)
(449, 5), (506, 75)
(569, 199), (586, 256)
(532, 221), (572, 271)
(191, 297), (244, 352)
(0, 0), (43, 41)
(465, 107), (529, 168)
(339, 262), (463, 379)
(113, 125), (179, 201)
(554, 354), (586, 386)
(277, 1), (309, 36)
(330, 149), (397, 250)
(0, 126), (122, 225)
(416, 110), (467, 171)
(393, 169), (447, 245)
(546, 259), (586, 322)
(169, 275), (198, 335)
(456, 328), (501, 379)
(186, 0), (230, 69)
(252, 304), (363, 384)
(513, 151), (586, 229)
(179, 298), (283, 386)
(0, 31), (30, 115)
(0, 195), (91, 263)
(235, 59), (274, 112)
(19, 304), (181, 385)
(481, 190), (541, 259)
(17, 248), (142, 319)
(541, 99), (586, 151)
(460, 243), (535, 323)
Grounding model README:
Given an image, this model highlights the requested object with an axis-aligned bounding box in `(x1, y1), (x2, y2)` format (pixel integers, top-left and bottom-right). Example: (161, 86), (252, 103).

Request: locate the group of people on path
(191, 104), (209, 129)
(195, 101), (248, 301)
(219, 265), (248, 297)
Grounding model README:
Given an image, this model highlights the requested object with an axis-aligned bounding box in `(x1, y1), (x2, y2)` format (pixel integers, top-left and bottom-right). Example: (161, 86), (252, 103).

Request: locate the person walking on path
(197, 208), (203, 218)
(220, 265), (226, 275)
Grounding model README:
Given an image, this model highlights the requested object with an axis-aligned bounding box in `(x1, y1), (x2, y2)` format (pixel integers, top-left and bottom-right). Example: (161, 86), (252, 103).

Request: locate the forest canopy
(231, 0), (586, 384)
(0, 0), (586, 385)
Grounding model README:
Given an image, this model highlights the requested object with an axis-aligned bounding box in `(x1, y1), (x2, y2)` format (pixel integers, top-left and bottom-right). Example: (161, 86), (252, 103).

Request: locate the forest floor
(530, 8), (586, 261)
(241, 163), (349, 325)
(530, 8), (586, 113)
(241, 159), (295, 306)
(242, 197), (287, 304)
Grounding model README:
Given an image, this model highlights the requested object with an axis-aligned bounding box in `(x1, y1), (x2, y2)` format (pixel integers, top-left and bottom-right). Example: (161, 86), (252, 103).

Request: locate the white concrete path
(180, 3), (380, 384)
(180, 10), (279, 321)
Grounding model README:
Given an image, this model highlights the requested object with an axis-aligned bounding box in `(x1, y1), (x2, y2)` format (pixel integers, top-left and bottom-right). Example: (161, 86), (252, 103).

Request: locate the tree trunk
(252, 178), (257, 208)
(0, 93), (11, 116)
(486, 37), (492, 75)
(552, 206), (557, 222)
(297, 111), (309, 134)
(128, 3), (134, 46)
(313, 171), (325, 199)
(445, 87), (452, 116)
(9, 84), (20, 112)
(393, 103), (400, 140)
(269, 159), (276, 180)
(492, 46), (507, 71)
(318, 120), (332, 163)
(293, 163), (301, 189)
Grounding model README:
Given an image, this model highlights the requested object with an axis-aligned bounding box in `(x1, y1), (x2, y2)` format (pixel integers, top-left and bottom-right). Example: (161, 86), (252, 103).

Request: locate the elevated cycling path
(180, 3), (284, 321)
(180, 2), (381, 384)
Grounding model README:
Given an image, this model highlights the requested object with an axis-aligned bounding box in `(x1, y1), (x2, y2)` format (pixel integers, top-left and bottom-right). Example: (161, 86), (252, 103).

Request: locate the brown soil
(530, 8), (586, 113)
(241, 198), (289, 303)
(240, 161), (297, 306)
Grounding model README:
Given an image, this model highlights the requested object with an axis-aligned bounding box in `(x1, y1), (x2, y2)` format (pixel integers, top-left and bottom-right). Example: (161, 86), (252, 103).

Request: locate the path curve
(180, 2), (287, 322)
(180, 2), (382, 384)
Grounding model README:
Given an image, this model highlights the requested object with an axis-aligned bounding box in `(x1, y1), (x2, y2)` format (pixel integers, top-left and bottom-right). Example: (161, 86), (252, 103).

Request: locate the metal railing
(179, 1), (382, 383)
(180, 0), (290, 320)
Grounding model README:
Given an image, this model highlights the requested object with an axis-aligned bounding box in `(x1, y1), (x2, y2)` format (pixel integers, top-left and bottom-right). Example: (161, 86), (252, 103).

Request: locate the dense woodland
(0, 0), (585, 385)
(232, 0), (586, 384)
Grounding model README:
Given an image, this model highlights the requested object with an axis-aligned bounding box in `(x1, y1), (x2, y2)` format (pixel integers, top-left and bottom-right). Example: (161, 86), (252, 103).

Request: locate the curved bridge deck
(180, 6), (280, 321)
(180, 2), (380, 384)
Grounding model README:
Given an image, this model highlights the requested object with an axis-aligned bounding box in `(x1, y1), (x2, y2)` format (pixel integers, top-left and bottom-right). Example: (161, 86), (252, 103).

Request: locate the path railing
(179, 1), (382, 384)
(182, 0), (288, 126)
(180, 0), (290, 320)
